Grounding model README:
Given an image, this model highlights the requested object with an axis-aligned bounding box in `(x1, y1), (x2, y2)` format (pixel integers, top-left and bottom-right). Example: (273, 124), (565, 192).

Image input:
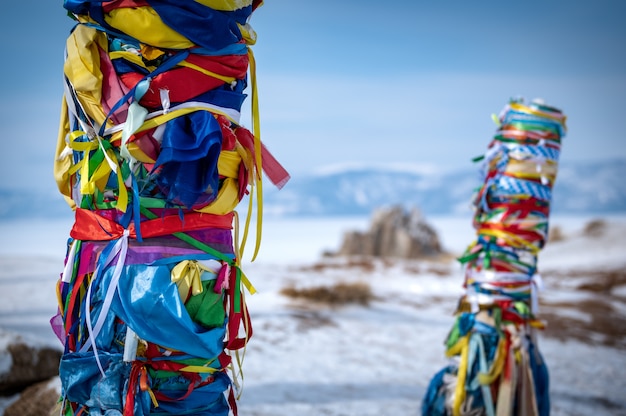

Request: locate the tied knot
(171, 260), (219, 302)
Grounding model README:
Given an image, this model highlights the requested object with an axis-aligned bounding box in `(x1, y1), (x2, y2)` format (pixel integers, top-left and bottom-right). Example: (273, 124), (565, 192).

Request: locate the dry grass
(280, 281), (374, 306)
(544, 268), (626, 294)
(540, 298), (626, 348)
(577, 269), (626, 293)
(297, 253), (457, 274)
(295, 258), (378, 273)
(540, 266), (626, 348)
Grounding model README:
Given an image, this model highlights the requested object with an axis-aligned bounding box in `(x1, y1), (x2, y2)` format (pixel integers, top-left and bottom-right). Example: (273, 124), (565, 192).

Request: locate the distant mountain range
(1, 158), (625, 220)
(262, 158), (626, 217)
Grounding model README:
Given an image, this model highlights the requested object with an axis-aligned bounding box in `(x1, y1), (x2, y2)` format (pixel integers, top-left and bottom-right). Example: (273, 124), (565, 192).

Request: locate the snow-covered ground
(1, 213), (625, 415)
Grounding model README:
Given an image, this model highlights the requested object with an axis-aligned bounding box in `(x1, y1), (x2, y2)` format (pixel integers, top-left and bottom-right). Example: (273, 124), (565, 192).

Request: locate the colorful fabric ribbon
(52, 1), (289, 415)
(422, 98), (566, 416)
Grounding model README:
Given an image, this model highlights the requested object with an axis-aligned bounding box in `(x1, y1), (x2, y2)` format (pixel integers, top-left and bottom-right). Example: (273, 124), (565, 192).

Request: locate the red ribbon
(119, 54), (248, 109)
(70, 208), (233, 241)
(224, 266), (253, 351)
(235, 126), (290, 189)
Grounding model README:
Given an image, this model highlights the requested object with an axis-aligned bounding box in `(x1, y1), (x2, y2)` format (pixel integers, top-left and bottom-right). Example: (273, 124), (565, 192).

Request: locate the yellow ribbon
(503, 159), (558, 183)
(478, 228), (541, 254)
(509, 102), (567, 130)
(177, 60), (237, 84)
(106, 7), (195, 49)
(63, 24), (109, 127)
(104, 6), (256, 49)
(67, 131), (129, 212)
(170, 260), (219, 301)
(54, 99), (75, 207)
(178, 364), (219, 374)
(109, 50), (155, 72)
(491, 113), (501, 126)
(192, 151), (244, 215)
(239, 269), (257, 295)
(237, 48), (263, 262)
(446, 334), (470, 416)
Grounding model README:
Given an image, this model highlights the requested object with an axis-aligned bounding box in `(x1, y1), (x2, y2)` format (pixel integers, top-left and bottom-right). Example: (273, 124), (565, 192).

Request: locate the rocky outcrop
(0, 332), (62, 416)
(4, 378), (59, 416)
(336, 205), (443, 259)
(0, 341), (61, 395)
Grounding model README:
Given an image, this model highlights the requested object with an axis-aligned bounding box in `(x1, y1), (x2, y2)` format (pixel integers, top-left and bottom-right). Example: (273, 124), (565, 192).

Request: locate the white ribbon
(120, 101), (149, 161)
(123, 327), (139, 362)
(530, 273), (544, 314)
(61, 240), (78, 283)
(160, 88), (171, 114)
(102, 100), (242, 137)
(81, 229), (130, 376)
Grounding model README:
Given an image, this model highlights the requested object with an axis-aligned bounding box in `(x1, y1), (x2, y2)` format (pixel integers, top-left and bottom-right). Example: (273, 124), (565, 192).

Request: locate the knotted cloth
(51, 1), (289, 415)
(421, 98), (566, 416)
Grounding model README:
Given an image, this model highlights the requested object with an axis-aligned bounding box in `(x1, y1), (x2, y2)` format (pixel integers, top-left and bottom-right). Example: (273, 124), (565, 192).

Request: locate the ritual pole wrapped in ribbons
(421, 98), (566, 416)
(51, 1), (289, 414)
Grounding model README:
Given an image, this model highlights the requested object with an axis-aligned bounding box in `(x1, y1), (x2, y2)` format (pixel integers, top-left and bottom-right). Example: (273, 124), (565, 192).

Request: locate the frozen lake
(1, 212), (625, 415)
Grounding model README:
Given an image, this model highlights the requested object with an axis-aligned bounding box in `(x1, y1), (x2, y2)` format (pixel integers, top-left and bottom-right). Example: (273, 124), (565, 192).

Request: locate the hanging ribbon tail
(261, 142), (290, 189)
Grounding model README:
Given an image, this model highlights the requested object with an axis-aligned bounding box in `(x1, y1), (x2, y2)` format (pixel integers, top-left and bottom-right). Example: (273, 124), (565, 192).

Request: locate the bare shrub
(280, 281), (374, 306)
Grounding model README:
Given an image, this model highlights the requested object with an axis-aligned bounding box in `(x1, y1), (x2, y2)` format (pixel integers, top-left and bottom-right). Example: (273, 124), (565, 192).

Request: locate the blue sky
(1, 0), (625, 195)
